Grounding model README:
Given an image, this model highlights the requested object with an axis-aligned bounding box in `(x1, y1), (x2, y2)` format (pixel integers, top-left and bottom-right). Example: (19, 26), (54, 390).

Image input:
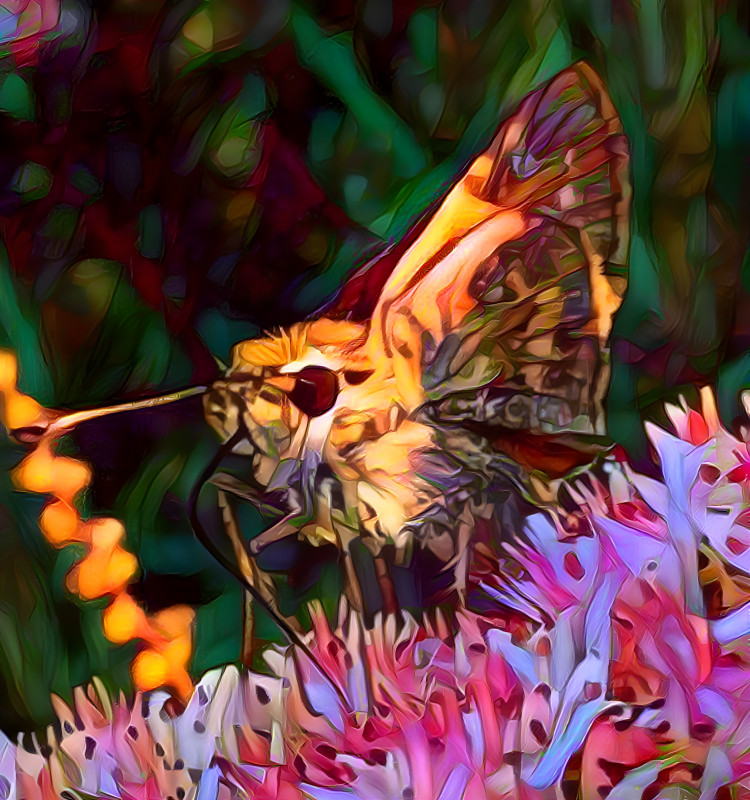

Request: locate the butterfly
(194, 60), (631, 639)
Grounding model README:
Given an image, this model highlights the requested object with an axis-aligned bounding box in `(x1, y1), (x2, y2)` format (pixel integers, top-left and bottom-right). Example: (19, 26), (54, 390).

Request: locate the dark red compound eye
(287, 366), (339, 417)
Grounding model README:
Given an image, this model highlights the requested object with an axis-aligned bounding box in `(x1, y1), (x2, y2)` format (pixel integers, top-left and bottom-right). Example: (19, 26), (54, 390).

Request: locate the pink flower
(0, 0), (60, 65)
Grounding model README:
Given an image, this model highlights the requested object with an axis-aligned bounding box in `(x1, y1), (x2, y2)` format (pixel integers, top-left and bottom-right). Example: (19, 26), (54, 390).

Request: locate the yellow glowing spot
(183, 10), (213, 51)
(103, 594), (150, 644)
(77, 523), (138, 600)
(0, 350), (18, 389)
(296, 229), (329, 264)
(78, 547), (138, 599)
(0, 347), (198, 699)
(165, 635), (192, 670)
(0, 350), (45, 429)
(132, 650), (169, 691)
(14, 449), (91, 501)
(12, 445), (55, 494)
(55, 457), (91, 500)
(39, 500), (81, 546)
(170, 668), (194, 701)
(2, 392), (43, 430)
(87, 517), (125, 549)
(153, 605), (195, 639)
(216, 137), (247, 169)
(132, 608), (194, 699)
(110, 547), (139, 582)
(226, 191), (256, 224)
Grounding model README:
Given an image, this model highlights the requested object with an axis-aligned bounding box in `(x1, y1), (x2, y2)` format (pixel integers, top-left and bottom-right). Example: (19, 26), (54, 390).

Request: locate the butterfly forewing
(367, 62), (629, 440)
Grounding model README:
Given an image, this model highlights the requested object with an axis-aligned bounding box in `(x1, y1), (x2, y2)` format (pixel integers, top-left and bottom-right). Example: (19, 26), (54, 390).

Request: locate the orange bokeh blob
(0, 350), (196, 700)
(132, 650), (170, 692)
(2, 392), (44, 430)
(0, 350), (18, 387)
(103, 593), (159, 645)
(39, 499), (83, 546)
(0, 350), (46, 430)
(78, 544), (139, 599)
(13, 445), (91, 501)
(132, 606), (195, 697)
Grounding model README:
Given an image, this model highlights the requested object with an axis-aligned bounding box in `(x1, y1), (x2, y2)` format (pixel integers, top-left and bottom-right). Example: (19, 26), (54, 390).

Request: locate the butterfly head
(204, 320), (369, 486)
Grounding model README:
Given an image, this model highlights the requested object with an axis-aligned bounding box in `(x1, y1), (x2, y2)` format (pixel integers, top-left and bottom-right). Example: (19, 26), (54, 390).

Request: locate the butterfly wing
(364, 62), (630, 449)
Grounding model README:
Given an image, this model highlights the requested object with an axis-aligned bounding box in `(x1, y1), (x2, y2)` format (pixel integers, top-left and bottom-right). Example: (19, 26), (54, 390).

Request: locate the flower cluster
(5, 386), (750, 799)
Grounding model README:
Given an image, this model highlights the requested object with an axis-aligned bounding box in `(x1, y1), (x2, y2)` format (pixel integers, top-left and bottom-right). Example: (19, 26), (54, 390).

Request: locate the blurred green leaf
(0, 245), (53, 403)
(0, 72), (34, 120)
(11, 161), (52, 202)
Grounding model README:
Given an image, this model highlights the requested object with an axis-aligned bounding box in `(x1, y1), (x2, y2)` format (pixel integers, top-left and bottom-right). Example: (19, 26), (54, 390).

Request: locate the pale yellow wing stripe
(364, 62), (629, 416)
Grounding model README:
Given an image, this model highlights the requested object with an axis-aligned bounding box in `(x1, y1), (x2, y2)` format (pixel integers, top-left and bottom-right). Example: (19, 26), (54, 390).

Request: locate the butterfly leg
(218, 491), (304, 663)
(241, 589), (254, 667)
(340, 548), (365, 615)
(452, 540), (471, 610)
(374, 555), (399, 615)
(207, 470), (309, 559)
(248, 514), (303, 555)
(438, 504), (478, 610)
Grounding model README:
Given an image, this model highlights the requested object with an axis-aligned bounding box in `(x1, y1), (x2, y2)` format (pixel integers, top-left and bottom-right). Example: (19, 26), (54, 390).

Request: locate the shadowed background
(1, 0), (749, 733)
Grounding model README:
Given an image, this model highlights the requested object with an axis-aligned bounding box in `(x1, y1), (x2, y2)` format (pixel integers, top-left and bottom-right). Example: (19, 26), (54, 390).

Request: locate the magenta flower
(0, 0), (60, 65)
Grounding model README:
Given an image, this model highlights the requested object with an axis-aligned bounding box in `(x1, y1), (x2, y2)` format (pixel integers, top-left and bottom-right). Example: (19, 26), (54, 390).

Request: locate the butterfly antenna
(10, 385), (208, 445)
(56, 386), (208, 430)
(188, 429), (352, 712)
